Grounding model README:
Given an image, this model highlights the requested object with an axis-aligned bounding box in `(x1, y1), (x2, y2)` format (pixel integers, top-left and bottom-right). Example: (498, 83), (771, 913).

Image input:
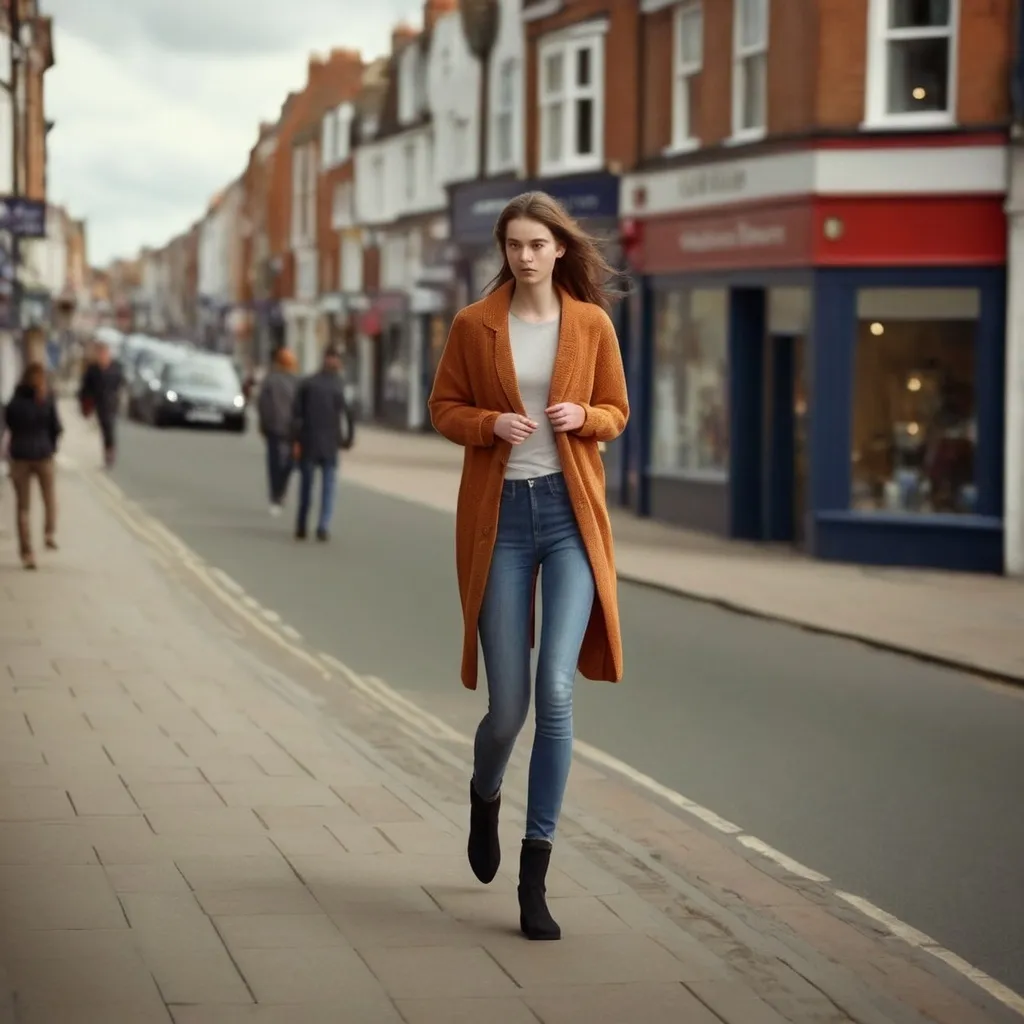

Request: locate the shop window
(865, 0), (957, 127)
(651, 288), (730, 479)
(851, 288), (977, 515)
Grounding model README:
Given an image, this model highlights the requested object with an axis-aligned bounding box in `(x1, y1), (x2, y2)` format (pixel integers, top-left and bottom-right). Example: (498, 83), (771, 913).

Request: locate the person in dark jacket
(78, 340), (124, 468)
(4, 363), (62, 569)
(257, 347), (299, 516)
(291, 345), (349, 541)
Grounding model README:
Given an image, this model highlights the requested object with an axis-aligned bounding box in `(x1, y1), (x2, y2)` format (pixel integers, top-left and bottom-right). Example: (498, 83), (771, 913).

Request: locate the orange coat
(428, 281), (630, 690)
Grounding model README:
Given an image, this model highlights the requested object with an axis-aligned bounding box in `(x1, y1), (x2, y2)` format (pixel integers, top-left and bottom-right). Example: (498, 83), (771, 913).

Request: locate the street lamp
(458, 0), (500, 179)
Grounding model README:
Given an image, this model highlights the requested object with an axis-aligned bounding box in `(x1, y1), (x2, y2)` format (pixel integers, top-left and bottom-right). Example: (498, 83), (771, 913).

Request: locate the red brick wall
(524, 0), (641, 176)
(635, 0), (1013, 153)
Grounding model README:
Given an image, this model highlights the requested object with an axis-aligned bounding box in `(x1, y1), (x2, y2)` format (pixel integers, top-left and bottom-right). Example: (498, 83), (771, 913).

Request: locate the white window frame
(538, 20), (609, 177)
(863, 0), (958, 129)
(332, 181), (354, 230)
(290, 144), (316, 249)
(731, 0), (769, 143)
(404, 140), (417, 203)
(339, 232), (363, 293)
(492, 57), (519, 173)
(669, 2), (703, 153)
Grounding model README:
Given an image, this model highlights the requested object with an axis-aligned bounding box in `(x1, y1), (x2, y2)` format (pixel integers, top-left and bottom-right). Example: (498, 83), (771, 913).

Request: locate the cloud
(41, 0), (424, 264)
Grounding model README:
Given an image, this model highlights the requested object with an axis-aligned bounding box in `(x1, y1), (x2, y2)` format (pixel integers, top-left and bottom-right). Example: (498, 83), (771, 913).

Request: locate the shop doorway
(762, 333), (808, 544)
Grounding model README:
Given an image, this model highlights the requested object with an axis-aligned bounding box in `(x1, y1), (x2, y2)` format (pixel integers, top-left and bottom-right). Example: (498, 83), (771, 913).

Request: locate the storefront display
(850, 288), (978, 516)
(650, 288), (729, 478)
(620, 138), (1006, 572)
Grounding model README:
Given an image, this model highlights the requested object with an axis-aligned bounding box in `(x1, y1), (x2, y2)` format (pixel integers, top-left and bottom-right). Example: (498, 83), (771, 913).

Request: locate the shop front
(623, 142), (1006, 573)
(357, 291), (410, 428)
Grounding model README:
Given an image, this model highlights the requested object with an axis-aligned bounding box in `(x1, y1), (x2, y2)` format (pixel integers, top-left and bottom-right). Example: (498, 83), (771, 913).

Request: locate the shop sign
(451, 173), (620, 245)
(641, 203), (814, 273)
(0, 196), (47, 238)
(622, 151), (815, 219)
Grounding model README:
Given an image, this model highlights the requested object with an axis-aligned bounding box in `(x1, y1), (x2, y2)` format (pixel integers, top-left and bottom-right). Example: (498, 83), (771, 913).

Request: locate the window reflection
(651, 288), (730, 477)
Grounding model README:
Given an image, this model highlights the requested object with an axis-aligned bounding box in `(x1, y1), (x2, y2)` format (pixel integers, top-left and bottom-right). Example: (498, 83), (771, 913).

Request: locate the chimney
(391, 23), (418, 53)
(423, 0), (457, 32)
(307, 55), (326, 85)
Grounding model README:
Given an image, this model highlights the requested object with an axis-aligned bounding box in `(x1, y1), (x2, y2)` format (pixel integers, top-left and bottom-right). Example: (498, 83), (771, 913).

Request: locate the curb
(617, 571), (1024, 689)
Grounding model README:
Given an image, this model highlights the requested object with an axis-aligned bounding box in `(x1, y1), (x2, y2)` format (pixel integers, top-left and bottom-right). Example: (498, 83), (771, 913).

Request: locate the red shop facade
(618, 136), (1007, 573)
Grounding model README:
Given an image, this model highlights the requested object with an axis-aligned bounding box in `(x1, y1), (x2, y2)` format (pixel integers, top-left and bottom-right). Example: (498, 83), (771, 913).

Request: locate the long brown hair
(20, 362), (48, 400)
(486, 191), (627, 312)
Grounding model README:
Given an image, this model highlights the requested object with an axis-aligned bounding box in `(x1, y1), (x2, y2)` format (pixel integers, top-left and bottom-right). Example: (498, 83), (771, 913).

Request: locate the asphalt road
(108, 419), (1024, 994)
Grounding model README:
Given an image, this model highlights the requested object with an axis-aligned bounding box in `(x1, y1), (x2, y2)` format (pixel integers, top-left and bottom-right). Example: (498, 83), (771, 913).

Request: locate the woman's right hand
(494, 412), (537, 445)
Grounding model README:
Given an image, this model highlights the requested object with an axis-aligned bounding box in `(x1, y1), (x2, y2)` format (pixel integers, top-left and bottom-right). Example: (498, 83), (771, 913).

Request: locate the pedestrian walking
(3, 363), (62, 570)
(256, 347), (299, 516)
(427, 191), (629, 941)
(291, 345), (350, 542)
(77, 340), (124, 468)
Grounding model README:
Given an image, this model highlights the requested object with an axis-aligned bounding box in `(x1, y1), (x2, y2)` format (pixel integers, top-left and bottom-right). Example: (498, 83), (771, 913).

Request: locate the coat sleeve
(574, 310), (629, 442)
(290, 380), (306, 443)
(50, 399), (64, 449)
(428, 312), (500, 447)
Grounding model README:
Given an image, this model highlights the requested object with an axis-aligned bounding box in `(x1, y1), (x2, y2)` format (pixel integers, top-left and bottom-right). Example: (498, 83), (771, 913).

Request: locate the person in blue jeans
(290, 346), (349, 542)
(428, 191), (629, 942)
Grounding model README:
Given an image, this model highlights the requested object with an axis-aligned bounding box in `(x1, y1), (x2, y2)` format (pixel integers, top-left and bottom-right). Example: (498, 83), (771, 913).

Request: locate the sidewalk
(342, 427), (1024, 684)
(0, 436), (1018, 1023)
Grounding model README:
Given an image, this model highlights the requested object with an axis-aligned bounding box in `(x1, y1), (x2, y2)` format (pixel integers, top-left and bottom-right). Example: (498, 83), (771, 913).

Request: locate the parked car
(144, 353), (247, 432)
(126, 341), (188, 420)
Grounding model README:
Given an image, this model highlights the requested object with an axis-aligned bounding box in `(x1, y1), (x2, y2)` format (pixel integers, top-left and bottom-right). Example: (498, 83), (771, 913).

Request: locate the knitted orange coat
(427, 280), (630, 690)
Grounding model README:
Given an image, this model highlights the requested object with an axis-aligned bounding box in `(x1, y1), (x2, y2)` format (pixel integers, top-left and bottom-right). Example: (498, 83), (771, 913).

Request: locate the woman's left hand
(545, 402), (585, 433)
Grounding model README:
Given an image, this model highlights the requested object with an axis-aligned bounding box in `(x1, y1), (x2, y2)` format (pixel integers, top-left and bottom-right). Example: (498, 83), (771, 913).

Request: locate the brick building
(619, 0), (1013, 575)
(275, 50), (366, 370)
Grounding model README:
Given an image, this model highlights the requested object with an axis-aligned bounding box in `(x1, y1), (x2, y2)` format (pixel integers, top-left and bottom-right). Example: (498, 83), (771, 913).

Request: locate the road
(107, 419), (1024, 995)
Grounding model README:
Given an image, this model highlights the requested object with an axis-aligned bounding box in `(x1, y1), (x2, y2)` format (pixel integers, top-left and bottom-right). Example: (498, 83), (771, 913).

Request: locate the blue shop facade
(618, 143), (1008, 574)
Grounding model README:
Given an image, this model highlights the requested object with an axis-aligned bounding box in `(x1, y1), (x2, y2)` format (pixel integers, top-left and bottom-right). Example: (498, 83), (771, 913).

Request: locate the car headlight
(166, 390), (178, 402)
(232, 395), (244, 409)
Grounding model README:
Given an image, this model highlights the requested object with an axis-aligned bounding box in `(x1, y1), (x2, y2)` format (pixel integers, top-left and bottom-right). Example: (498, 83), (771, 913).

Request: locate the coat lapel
(548, 289), (580, 406)
(482, 281), (525, 415)
(480, 281), (581, 412)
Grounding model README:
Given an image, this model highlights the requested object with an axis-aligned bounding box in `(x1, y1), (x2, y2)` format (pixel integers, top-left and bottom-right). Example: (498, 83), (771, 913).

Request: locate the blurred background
(1, 0), (1023, 576)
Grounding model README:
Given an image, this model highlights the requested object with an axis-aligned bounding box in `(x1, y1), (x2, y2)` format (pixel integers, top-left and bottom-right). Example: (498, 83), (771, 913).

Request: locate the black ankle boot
(468, 781), (501, 884)
(518, 839), (561, 940)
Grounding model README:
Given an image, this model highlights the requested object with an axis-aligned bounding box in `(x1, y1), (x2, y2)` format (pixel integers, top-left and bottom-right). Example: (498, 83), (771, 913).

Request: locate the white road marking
(261, 609), (281, 624)
(209, 568), (244, 596)
(280, 625), (302, 641)
(836, 890), (937, 947)
(837, 891), (1024, 1016)
(737, 835), (830, 882)
(80, 462), (1024, 1021)
(573, 738), (743, 835)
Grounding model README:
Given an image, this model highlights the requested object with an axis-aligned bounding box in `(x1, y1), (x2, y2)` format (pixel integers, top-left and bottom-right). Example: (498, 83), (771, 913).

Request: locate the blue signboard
(0, 196), (46, 238)
(450, 172), (620, 245)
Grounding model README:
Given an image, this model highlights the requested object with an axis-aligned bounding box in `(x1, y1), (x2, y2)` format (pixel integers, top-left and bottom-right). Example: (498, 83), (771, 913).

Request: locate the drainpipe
(1005, 0), (1024, 575)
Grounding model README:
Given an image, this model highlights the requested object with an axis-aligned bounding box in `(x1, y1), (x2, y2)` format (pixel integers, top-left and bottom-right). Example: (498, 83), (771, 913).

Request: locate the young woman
(4, 363), (63, 570)
(428, 191), (629, 941)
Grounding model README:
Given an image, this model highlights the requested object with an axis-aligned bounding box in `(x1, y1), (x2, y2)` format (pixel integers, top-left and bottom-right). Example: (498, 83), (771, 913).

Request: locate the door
(763, 333), (807, 544)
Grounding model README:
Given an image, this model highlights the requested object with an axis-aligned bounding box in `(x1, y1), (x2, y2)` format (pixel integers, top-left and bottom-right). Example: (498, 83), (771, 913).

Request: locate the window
(651, 288), (730, 478)
(732, 0), (768, 138)
(866, 0), (956, 125)
(404, 142), (417, 203)
(290, 144), (316, 247)
(321, 114), (336, 170)
(340, 233), (363, 293)
(332, 181), (354, 229)
(494, 58), (518, 170)
(851, 288), (977, 515)
(538, 25), (606, 174)
(671, 3), (703, 150)
(372, 154), (385, 217)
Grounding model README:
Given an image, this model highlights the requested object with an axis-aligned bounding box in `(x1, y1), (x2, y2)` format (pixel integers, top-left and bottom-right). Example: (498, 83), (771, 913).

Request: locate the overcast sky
(42, 0), (423, 267)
